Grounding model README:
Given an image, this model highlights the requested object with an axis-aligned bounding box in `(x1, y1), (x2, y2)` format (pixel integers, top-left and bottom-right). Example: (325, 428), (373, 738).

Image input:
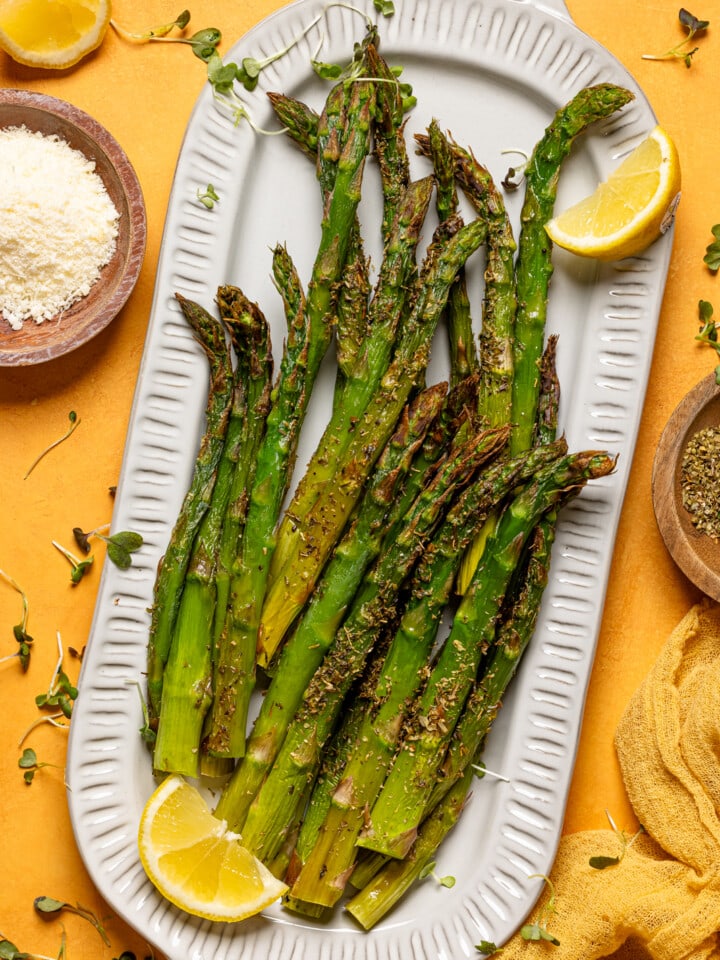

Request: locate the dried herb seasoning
(681, 425), (720, 538)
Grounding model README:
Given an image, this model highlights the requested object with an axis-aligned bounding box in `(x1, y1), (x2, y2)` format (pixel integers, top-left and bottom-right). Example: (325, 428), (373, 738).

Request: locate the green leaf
(241, 56), (262, 78)
(18, 747), (37, 769)
(311, 59), (343, 79)
(373, 0), (395, 14)
(704, 225), (720, 272)
(679, 8), (709, 32)
(589, 854), (621, 869)
(35, 896), (67, 914)
(107, 542), (132, 569)
(0, 940), (31, 960)
(188, 27), (221, 61)
(476, 942), (500, 956)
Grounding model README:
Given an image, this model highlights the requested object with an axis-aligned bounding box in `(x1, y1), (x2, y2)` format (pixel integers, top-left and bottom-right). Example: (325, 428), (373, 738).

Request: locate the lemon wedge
(545, 125), (681, 261)
(0, 0), (111, 69)
(138, 775), (288, 922)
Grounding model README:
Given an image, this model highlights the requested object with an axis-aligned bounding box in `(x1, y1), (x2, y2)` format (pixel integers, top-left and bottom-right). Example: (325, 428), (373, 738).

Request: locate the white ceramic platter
(66, 0), (672, 956)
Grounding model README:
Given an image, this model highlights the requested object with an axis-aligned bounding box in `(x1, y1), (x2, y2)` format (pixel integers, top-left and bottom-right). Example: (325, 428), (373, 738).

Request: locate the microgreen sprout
(18, 747), (62, 785)
(111, 9), (221, 60)
(0, 567), (33, 670)
(0, 937), (55, 960)
(35, 633), (78, 719)
(24, 411), (80, 480)
(129, 679), (157, 745)
(72, 525), (143, 570)
(588, 810), (645, 869)
(197, 183), (220, 209)
(501, 148), (529, 191)
(52, 540), (93, 585)
(472, 760), (510, 782)
(418, 860), (456, 888)
(704, 224), (720, 272)
(642, 8), (709, 67)
(520, 875), (560, 946)
(17, 712), (69, 748)
(694, 299), (720, 383)
(34, 897), (111, 947)
(475, 942), (501, 956)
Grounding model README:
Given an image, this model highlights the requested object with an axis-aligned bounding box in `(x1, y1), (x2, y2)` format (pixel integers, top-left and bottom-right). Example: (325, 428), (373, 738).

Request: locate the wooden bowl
(652, 371), (720, 600)
(0, 89), (146, 366)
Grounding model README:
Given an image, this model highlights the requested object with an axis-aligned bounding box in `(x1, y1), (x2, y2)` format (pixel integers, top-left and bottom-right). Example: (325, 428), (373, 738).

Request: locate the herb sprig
(0, 567), (33, 670)
(704, 224), (720, 272)
(72, 525), (144, 570)
(35, 632), (78, 719)
(24, 411), (80, 480)
(34, 897), (110, 946)
(642, 8), (709, 68)
(588, 810), (645, 869)
(695, 299), (720, 382)
(18, 747), (62, 785)
(520, 875), (560, 946)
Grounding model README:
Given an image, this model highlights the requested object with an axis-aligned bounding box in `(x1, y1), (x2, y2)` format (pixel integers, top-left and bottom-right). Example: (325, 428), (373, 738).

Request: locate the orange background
(0, 0), (712, 955)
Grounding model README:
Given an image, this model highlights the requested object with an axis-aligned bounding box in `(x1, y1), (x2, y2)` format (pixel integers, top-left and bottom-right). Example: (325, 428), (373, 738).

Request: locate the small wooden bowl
(0, 89), (147, 366)
(652, 371), (720, 600)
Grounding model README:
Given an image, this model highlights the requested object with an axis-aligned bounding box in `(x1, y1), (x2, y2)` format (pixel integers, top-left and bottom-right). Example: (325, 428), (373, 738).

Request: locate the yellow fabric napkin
(497, 599), (720, 960)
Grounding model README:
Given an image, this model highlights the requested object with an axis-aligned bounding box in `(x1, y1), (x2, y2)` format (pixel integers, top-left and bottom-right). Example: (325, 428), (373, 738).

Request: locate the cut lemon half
(545, 125), (681, 261)
(138, 775), (288, 922)
(0, 0), (111, 69)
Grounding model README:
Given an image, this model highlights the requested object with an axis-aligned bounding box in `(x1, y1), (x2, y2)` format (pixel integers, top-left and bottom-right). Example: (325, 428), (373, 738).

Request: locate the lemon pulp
(0, 0), (110, 68)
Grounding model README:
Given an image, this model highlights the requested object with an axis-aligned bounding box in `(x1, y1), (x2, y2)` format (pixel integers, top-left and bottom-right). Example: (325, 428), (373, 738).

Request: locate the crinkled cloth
(497, 599), (720, 960)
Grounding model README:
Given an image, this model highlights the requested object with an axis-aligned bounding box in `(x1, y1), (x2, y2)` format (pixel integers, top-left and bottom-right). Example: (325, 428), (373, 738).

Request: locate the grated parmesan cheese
(0, 125), (120, 330)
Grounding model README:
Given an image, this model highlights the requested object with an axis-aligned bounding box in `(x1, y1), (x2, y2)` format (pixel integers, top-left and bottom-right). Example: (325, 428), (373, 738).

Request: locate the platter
(65, 0), (672, 957)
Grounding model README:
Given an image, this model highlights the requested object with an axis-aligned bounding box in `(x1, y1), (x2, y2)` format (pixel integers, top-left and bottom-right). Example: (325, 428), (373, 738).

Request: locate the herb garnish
(35, 632), (78, 719)
(0, 567), (33, 670)
(520, 875), (560, 946)
(24, 411), (80, 480)
(418, 860), (456, 888)
(197, 183), (220, 209)
(704, 224), (720, 272)
(588, 810), (645, 869)
(34, 897), (111, 946)
(694, 299), (720, 382)
(110, 10), (222, 60)
(52, 540), (93, 585)
(642, 8), (709, 67)
(475, 942), (501, 956)
(18, 747), (61, 785)
(72, 525), (144, 570)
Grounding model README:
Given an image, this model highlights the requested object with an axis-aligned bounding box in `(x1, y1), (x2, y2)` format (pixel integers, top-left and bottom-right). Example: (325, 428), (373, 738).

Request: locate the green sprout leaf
(589, 810), (645, 870)
(129, 679), (157, 745)
(34, 897), (111, 946)
(311, 59), (344, 79)
(475, 942), (501, 956)
(0, 567), (34, 670)
(418, 860), (456, 888)
(52, 540), (93, 585)
(0, 940), (32, 960)
(35, 632), (78, 719)
(520, 875), (560, 947)
(373, 0), (395, 14)
(24, 411), (80, 480)
(695, 298), (720, 383)
(704, 224), (720, 272)
(18, 747), (61, 785)
(196, 183), (220, 209)
(72, 525), (144, 571)
(642, 8), (709, 67)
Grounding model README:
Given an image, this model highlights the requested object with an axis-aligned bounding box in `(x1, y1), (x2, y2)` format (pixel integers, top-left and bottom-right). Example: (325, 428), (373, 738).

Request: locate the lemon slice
(138, 775), (288, 922)
(545, 125), (681, 261)
(0, 0), (111, 69)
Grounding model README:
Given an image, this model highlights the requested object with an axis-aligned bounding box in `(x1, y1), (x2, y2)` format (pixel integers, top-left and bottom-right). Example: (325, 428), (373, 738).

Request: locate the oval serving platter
(66, 0), (672, 957)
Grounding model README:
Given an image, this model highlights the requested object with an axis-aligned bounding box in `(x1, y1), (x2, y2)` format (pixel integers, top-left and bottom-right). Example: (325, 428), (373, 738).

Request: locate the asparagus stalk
(346, 763), (473, 930)
(510, 83), (633, 455)
(205, 75), (377, 758)
(358, 450), (617, 859)
(213, 383), (447, 827)
(211, 286), (273, 654)
(287, 439), (567, 906)
(145, 295), (234, 717)
(237, 425), (509, 862)
(153, 293), (272, 775)
(267, 174), (434, 582)
(267, 91), (319, 160)
(425, 120), (478, 385)
(259, 216), (489, 664)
